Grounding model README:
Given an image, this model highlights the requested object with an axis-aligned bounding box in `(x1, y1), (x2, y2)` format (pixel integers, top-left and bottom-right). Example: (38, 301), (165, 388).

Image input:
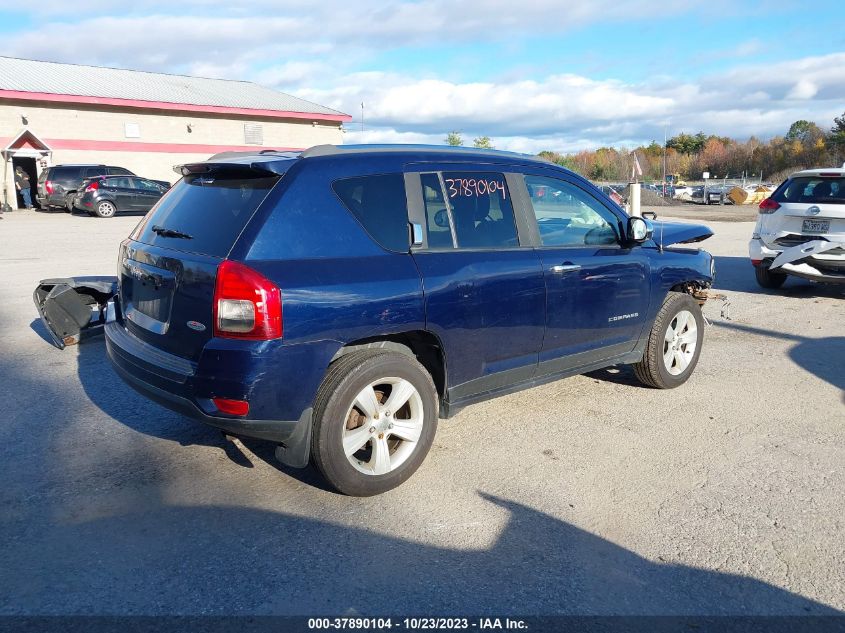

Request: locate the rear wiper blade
(152, 225), (193, 239)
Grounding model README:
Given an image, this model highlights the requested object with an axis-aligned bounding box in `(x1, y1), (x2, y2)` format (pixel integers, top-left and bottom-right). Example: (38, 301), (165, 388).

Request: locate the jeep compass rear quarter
(105, 145), (714, 496)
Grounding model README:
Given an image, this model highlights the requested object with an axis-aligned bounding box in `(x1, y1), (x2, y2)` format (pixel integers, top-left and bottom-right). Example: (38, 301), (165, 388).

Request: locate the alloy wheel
(342, 377), (424, 476)
(663, 310), (698, 376)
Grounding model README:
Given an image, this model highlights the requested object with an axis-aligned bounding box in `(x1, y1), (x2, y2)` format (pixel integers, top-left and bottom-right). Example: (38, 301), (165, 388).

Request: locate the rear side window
(420, 173), (455, 249)
(133, 172), (280, 257)
(442, 171), (518, 248)
(50, 167), (80, 181)
(332, 174), (409, 252)
(775, 177), (845, 204)
(108, 167), (134, 176)
(83, 167), (106, 178)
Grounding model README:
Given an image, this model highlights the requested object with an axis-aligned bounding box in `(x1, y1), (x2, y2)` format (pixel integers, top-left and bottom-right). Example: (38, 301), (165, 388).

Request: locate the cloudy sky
(0, 0), (843, 153)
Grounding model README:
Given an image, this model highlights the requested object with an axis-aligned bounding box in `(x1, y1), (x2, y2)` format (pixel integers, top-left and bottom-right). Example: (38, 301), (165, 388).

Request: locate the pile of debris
(728, 185), (774, 205)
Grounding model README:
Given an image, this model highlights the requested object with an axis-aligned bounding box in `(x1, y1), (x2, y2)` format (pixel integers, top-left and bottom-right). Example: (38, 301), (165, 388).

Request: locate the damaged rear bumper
(33, 277), (118, 348)
(104, 319), (313, 466)
(749, 238), (845, 284)
(33, 277), (313, 467)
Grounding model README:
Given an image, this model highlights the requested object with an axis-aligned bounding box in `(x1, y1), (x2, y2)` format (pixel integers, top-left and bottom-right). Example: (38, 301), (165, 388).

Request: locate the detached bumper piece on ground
(33, 277), (117, 349)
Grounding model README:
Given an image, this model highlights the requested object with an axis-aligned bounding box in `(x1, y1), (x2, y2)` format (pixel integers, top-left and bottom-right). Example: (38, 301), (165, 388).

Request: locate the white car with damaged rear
(749, 167), (845, 288)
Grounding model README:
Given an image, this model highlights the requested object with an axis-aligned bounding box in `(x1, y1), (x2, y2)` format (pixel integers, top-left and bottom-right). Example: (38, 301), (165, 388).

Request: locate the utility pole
(662, 124), (668, 196)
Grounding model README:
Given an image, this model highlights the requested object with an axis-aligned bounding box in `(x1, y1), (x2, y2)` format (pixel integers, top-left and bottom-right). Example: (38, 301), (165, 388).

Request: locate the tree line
(446, 111), (845, 183)
(535, 112), (845, 183)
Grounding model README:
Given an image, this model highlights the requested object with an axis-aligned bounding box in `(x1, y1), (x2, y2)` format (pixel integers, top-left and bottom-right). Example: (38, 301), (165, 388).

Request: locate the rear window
(133, 171), (280, 257)
(332, 174), (409, 252)
(775, 177), (845, 204)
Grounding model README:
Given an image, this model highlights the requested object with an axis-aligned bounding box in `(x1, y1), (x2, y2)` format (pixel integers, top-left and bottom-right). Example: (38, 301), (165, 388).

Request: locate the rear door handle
(550, 264), (581, 273)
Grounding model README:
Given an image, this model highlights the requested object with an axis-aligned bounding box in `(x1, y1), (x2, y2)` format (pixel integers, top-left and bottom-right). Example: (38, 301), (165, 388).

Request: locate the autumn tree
(445, 131), (463, 146)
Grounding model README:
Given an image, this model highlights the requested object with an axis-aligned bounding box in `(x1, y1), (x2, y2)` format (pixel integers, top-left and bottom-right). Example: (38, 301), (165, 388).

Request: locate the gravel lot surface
(1, 208), (842, 616)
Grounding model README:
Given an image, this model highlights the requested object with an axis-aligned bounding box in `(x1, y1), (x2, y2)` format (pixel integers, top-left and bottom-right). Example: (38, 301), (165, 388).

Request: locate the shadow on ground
(3, 315), (841, 615)
(1, 485), (841, 615)
(711, 321), (844, 402)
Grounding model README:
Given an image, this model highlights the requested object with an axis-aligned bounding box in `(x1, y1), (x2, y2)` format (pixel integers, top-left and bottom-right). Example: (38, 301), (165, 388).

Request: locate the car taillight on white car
(758, 198), (780, 214)
(213, 260), (282, 340)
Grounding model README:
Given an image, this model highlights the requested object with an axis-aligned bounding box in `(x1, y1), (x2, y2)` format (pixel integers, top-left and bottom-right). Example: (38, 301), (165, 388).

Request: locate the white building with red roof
(0, 56), (349, 210)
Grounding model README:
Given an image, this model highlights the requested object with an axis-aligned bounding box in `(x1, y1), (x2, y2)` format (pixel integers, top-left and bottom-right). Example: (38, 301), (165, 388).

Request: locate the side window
(136, 179), (160, 191)
(525, 176), (619, 247)
(108, 167), (133, 176)
(442, 172), (518, 248)
(52, 167), (77, 181)
(108, 177), (131, 189)
(332, 174), (409, 252)
(420, 173), (455, 249)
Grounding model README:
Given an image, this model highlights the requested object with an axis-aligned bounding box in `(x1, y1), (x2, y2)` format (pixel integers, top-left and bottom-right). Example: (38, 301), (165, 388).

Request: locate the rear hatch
(119, 163), (286, 361)
(769, 174), (845, 244)
(37, 168), (49, 199)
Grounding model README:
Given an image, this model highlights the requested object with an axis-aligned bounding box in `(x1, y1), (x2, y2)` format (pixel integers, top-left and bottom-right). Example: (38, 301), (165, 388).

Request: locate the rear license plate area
(121, 260), (175, 333)
(802, 219), (830, 234)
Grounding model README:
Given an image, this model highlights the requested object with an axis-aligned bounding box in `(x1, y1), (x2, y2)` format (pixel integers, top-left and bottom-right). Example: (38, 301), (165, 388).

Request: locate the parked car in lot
(34, 145), (715, 496)
(750, 167), (845, 288)
(691, 184), (733, 205)
(73, 175), (171, 217)
(36, 164), (136, 211)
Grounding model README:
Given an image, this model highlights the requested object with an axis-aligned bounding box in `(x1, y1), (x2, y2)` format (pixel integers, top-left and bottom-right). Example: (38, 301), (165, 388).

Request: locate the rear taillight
(758, 198), (780, 214)
(84, 181), (99, 192)
(45, 180), (54, 195)
(213, 260), (282, 340)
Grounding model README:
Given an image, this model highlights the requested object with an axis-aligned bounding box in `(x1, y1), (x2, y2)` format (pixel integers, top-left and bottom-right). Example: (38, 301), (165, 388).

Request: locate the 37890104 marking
(445, 178), (506, 199)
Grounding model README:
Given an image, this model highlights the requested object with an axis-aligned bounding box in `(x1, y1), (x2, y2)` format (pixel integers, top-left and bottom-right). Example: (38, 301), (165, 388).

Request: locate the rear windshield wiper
(151, 225), (193, 240)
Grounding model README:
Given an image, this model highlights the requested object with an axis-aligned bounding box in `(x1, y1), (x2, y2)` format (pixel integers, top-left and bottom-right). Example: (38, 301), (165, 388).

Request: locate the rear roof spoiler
(175, 150), (301, 177)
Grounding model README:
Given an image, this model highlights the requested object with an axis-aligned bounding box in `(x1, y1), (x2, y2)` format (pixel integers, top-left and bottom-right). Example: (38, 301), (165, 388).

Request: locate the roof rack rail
(300, 143), (550, 163)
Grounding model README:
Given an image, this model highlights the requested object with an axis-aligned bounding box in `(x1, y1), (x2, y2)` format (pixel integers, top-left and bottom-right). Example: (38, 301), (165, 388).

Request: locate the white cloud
(307, 52), (845, 152)
(1, 3), (842, 153)
(787, 79), (818, 100)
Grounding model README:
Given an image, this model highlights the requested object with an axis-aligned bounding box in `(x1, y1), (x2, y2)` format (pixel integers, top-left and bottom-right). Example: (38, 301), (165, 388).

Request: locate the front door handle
(550, 263), (581, 273)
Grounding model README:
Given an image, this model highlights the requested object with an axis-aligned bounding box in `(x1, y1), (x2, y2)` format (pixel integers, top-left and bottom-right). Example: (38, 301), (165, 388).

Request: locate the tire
(755, 265), (787, 289)
(311, 350), (439, 496)
(94, 200), (117, 218)
(633, 292), (705, 389)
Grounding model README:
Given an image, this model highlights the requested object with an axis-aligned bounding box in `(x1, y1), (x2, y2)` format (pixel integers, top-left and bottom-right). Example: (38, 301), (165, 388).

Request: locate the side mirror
(627, 216), (653, 243)
(642, 210), (657, 220)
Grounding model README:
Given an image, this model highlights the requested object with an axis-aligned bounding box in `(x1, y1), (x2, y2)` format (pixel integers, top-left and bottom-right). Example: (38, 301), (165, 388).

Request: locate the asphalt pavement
(0, 207), (842, 616)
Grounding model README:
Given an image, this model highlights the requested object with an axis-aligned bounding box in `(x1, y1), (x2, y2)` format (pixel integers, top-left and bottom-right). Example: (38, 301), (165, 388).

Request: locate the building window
(124, 122), (141, 138)
(244, 123), (264, 145)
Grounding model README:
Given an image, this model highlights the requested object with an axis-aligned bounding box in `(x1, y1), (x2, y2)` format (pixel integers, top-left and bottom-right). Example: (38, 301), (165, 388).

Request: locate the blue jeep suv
(92, 145), (715, 496)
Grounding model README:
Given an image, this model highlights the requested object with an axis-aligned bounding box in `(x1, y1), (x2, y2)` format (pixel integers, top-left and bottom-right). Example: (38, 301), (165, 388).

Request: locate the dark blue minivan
(98, 145), (714, 495)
